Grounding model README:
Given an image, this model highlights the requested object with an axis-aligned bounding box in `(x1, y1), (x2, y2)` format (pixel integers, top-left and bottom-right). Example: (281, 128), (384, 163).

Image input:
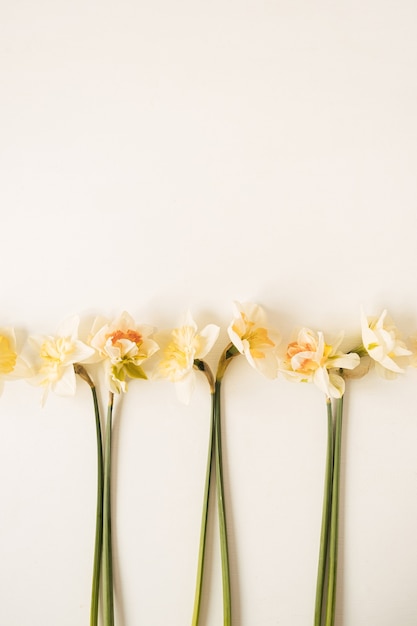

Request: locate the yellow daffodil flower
(281, 327), (360, 398)
(227, 301), (280, 379)
(89, 311), (159, 394)
(361, 308), (411, 379)
(155, 311), (220, 404)
(27, 316), (95, 405)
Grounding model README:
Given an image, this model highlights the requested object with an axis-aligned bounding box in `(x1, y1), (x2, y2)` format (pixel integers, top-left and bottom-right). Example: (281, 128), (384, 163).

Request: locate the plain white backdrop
(1, 1), (417, 624)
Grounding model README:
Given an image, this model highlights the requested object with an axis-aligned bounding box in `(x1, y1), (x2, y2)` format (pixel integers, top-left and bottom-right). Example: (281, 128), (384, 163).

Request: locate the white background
(1, 1), (417, 625)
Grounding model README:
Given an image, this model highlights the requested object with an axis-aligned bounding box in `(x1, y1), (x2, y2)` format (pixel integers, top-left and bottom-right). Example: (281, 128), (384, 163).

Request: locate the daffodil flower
(361, 308), (411, 378)
(89, 311), (159, 393)
(281, 328), (360, 398)
(26, 316), (95, 405)
(0, 327), (28, 395)
(88, 311), (159, 626)
(155, 311), (219, 404)
(226, 301), (280, 379)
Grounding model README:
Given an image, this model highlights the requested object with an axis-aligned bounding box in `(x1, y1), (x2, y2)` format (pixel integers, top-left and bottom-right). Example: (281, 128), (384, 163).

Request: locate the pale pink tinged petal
(196, 324), (220, 358)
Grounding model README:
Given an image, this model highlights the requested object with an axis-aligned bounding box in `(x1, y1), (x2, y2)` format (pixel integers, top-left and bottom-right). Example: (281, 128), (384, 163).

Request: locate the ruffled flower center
(0, 336), (17, 374)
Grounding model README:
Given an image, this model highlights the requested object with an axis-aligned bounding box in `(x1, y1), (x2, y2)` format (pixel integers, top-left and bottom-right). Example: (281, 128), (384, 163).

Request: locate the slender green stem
(314, 398), (334, 626)
(191, 391), (216, 626)
(214, 379), (232, 626)
(103, 392), (115, 626)
(324, 396), (344, 626)
(90, 386), (104, 626)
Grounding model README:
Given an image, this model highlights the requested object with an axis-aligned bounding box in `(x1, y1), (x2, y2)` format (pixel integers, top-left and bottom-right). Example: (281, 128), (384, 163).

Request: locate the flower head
(89, 311), (159, 394)
(227, 301), (280, 378)
(155, 311), (219, 403)
(26, 316), (95, 405)
(281, 327), (360, 398)
(361, 308), (411, 378)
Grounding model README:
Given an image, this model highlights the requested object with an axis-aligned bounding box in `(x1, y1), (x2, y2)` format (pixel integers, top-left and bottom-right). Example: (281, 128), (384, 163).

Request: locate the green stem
(191, 391), (216, 626)
(90, 386), (104, 626)
(214, 379), (232, 626)
(103, 392), (115, 626)
(314, 398), (334, 626)
(324, 396), (344, 626)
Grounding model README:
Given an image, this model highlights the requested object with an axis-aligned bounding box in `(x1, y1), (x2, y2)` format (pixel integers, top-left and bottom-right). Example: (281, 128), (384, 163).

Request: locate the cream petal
(52, 366), (77, 396)
(247, 348), (279, 379)
(196, 324), (220, 358)
(227, 323), (245, 354)
(175, 371), (195, 404)
(329, 352), (360, 370)
(56, 316), (80, 340)
(68, 341), (96, 364)
(327, 371), (346, 398)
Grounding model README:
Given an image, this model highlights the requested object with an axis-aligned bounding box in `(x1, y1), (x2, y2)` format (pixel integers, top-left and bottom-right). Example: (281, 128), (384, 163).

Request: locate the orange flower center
(108, 329), (142, 346)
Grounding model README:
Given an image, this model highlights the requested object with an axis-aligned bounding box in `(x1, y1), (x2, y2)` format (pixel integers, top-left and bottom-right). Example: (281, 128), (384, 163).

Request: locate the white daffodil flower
(361, 308), (411, 378)
(227, 301), (281, 379)
(155, 311), (220, 404)
(281, 327), (360, 398)
(27, 316), (95, 405)
(89, 311), (159, 394)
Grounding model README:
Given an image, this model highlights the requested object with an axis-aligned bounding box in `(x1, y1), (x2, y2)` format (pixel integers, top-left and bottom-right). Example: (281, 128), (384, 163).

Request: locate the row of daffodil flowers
(0, 303), (413, 626)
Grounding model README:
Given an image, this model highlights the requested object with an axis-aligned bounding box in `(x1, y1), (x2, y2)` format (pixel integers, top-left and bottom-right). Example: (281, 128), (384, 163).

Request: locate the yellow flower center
(160, 326), (197, 376)
(40, 337), (75, 364)
(233, 315), (274, 359)
(0, 335), (17, 374)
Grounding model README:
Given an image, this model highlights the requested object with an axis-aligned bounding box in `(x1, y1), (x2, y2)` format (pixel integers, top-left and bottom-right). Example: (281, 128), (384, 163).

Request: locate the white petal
(182, 310), (198, 331)
(246, 348), (279, 379)
(196, 324), (220, 358)
(227, 322), (245, 354)
(175, 371), (195, 404)
(56, 316), (80, 340)
(68, 341), (96, 364)
(329, 352), (360, 370)
(52, 366), (77, 396)
(327, 371), (346, 398)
